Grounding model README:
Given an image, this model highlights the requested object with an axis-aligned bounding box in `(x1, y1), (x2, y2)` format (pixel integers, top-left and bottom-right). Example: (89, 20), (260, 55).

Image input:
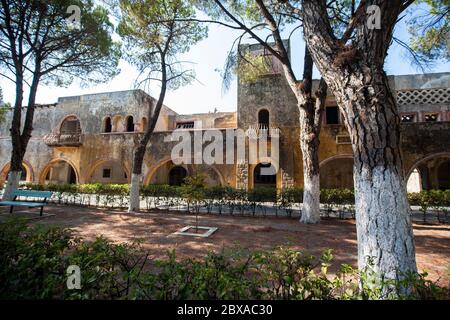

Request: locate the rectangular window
(102, 168), (111, 178)
(325, 106), (339, 124)
(401, 114), (415, 122)
(424, 113), (439, 122)
(336, 135), (351, 144)
(176, 122), (194, 129)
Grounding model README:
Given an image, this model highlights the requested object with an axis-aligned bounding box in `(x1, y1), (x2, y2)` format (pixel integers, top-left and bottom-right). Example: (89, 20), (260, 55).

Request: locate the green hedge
(1, 218), (448, 300)
(19, 183), (450, 208)
(408, 190), (450, 208)
(24, 183), (130, 195)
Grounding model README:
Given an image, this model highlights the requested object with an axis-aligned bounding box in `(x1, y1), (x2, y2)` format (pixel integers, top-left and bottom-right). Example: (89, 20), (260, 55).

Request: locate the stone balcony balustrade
(43, 133), (82, 147)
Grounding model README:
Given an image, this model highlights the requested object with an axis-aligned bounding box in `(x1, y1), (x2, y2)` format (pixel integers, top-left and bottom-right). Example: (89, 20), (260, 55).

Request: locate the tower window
(258, 109), (269, 128)
(325, 106), (339, 124)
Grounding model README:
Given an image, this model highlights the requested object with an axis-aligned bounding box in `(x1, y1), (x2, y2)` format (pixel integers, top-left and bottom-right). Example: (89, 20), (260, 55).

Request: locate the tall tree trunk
(3, 70), (40, 201)
(224, 0), (328, 223)
(128, 144), (146, 212)
(338, 71), (416, 280)
(299, 105), (320, 223)
(128, 61), (167, 212)
(2, 71), (24, 200)
(301, 0), (417, 281)
(297, 47), (327, 223)
(299, 78), (327, 224)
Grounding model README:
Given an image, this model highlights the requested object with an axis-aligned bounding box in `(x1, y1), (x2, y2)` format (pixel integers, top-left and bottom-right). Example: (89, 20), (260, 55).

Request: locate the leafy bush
(248, 186), (277, 203)
(1, 219), (448, 300)
(408, 190), (450, 222)
(0, 218), (74, 299)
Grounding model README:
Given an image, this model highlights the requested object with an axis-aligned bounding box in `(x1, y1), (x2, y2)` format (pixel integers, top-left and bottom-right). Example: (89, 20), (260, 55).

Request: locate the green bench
(0, 190), (53, 216)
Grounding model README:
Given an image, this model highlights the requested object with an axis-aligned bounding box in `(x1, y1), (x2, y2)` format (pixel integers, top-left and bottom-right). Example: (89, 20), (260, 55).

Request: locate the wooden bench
(0, 190), (53, 216)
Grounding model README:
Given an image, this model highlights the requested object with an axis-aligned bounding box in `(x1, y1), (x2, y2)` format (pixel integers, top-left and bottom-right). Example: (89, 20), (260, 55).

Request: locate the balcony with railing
(43, 133), (82, 147)
(246, 124), (280, 139)
(44, 116), (82, 147)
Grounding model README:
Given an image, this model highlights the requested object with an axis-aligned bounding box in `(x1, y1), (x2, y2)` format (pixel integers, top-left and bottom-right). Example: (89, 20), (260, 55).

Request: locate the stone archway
(406, 152), (450, 191)
(319, 155), (354, 189)
(85, 159), (130, 184)
(145, 157), (225, 187)
(0, 160), (34, 185)
(253, 163), (277, 189)
(39, 158), (79, 185)
(145, 158), (190, 185)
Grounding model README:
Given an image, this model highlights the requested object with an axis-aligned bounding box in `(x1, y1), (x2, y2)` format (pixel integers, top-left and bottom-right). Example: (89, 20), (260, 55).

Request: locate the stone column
(236, 162), (248, 190)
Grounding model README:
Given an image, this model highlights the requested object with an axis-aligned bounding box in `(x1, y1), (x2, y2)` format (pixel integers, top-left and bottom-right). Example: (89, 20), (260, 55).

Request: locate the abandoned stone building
(0, 48), (449, 192)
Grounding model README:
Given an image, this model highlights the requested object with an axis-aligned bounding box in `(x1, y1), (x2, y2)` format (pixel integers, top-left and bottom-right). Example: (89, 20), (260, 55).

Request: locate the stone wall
(0, 69), (448, 191)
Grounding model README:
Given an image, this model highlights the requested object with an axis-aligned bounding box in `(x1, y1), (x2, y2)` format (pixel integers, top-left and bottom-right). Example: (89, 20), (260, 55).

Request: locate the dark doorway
(438, 160), (450, 190)
(68, 166), (77, 184)
(104, 117), (112, 133)
(169, 166), (187, 186)
(254, 163), (276, 186)
(258, 109), (269, 128)
(126, 116), (134, 132)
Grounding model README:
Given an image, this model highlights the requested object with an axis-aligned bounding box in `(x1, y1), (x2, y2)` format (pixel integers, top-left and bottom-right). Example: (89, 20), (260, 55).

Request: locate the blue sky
(0, 10), (449, 115)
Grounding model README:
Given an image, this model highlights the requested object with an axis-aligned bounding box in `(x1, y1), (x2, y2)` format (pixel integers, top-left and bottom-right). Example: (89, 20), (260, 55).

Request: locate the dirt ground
(1, 204), (449, 285)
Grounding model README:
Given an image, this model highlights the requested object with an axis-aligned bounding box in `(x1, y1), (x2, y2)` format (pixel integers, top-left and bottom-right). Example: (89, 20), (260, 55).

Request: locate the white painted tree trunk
(2, 171), (21, 201)
(300, 173), (320, 224)
(298, 105), (322, 224)
(354, 166), (417, 280)
(128, 173), (141, 213)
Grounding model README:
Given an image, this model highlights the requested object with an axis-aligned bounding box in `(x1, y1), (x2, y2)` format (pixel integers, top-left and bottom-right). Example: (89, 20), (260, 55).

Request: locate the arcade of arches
(317, 154), (450, 192)
(1, 153), (448, 192)
(406, 155), (450, 192)
(320, 157), (354, 189)
(147, 160), (222, 187)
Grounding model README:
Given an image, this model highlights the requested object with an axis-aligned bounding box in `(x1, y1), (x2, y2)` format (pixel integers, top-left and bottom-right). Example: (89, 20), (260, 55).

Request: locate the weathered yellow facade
(0, 69), (449, 191)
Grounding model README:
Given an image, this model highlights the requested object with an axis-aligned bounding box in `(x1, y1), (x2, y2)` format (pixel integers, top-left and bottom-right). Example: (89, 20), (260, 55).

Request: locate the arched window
(258, 109), (269, 128)
(254, 163), (276, 186)
(168, 166), (187, 186)
(60, 116), (81, 135)
(126, 116), (134, 132)
(103, 117), (112, 133)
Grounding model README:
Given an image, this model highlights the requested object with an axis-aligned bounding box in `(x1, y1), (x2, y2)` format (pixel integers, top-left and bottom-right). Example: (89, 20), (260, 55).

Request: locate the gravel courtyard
(1, 204), (449, 284)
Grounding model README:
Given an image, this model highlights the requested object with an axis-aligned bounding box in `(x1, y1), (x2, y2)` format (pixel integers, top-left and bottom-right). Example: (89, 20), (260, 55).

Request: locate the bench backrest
(12, 189), (53, 199)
